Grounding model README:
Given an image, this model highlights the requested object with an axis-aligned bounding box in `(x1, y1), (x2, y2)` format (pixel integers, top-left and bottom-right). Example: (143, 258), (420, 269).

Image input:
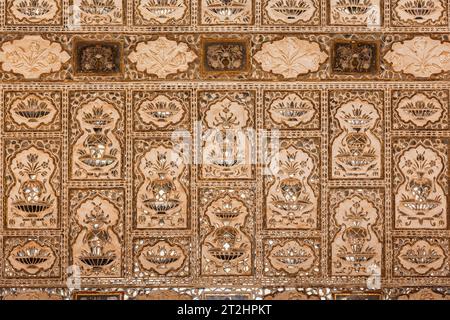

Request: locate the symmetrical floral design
(0, 35), (69, 79)
(201, 39), (249, 74)
(70, 0), (125, 26)
(128, 37), (197, 78)
(200, 0), (253, 25)
(4, 238), (58, 277)
(198, 91), (255, 180)
(329, 91), (383, 179)
(394, 238), (449, 276)
(329, 189), (383, 276)
(393, 140), (447, 229)
(329, 0), (382, 25)
(264, 138), (320, 230)
(69, 189), (124, 277)
(392, 0), (447, 26)
(263, 0), (318, 25)
(395, 93), (444, 128)
(392, 90), (449, 130)
(135, 0), (189, 25)
(7, 0), (61, 25)
(3, 5), (450, 298)
(4, 91), (61, 132)
(135, 238), (190, 277)
(384, 36), (450, 77)
(8, 240), (55, 274)
(264, 91), (320, 129)
(4, 139), (61, 229)
(199, 188), (254, 276)
(264, 239), (320, 276)
(69, 92), (125, 180)
(254, 37), (327, 78)
(133, 91), (190, 131)
(133, 139), (190, 229)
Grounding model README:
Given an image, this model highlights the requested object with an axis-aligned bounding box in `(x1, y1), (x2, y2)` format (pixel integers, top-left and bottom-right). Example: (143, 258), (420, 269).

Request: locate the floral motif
(7, 240), (56, 275)
(137, 240), (186, 275)
(267, 240), (316, 274)
(394, 0), (445, 24)
(0, 35), (69, 79)
(329, 0), (382, 26)
(133, 90), (190, 131)
(330, 97), (382, 179)
(71, 193), (123, 277)
(384, 36), (450, 77)
(265, 142), (319, 229)
(71, 0), (124, 26)
(8, 0), (61, 24)
(397, 240), (445, 275)
(398, 288), (450, 300)
(136, 0), (187, 24)
(3, 237), (61, 278)
(396, 93), (444, 128)
(254, 37), (327, 78)
(264, 0), (317, 24)
(200, 0), (253, 25)
(74, 41), (122, 75)
(128, 37), (196, 78)
(6, 91), (60, 131)
(202, 40), (248, 74)
(268, 93), (316, 128)
(332, 41), (379, 74)
(134, 139), (189, 229)
(137, 94), (186, 129)
(394, 143), (447, 229)
(70, 95), (125, 180)
(5, 142), (60, 229)
(392, 90), (449, 130)
(199, 92), (255, 180)
(200, 188), (254, 276)
(264, 90), (320, 130)
(330, 193), (382, 276)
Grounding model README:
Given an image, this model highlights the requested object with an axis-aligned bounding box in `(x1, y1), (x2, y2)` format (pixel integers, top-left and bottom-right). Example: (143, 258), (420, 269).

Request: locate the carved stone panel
(3, 138), (61, 229)
(69, 188), (124, 278)
(199, 187), (255, 276)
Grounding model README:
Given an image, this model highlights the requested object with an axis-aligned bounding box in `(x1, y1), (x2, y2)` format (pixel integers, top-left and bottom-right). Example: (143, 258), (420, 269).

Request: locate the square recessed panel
(200, 38), (250, 75)
(73, 40), (123, 76)
(331, 40), (380, 75)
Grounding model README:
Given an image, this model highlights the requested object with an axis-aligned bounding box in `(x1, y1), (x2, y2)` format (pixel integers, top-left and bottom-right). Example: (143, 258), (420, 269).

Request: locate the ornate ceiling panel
(0, 0), (450, 300)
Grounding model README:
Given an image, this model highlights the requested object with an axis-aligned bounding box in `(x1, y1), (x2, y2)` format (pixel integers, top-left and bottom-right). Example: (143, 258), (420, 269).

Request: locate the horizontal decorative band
(0, 33), (450, 81)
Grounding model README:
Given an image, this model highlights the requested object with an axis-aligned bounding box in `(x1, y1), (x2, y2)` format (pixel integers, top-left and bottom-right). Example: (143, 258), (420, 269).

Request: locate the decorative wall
(0, 0), (450, 300)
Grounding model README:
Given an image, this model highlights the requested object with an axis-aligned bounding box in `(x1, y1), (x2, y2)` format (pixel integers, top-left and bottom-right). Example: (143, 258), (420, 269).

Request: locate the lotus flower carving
(128, 37), (197, 78)
(398, 240), (445, 274)
(254, 37), (327, 78)
(396, 93), (443, 127)
(395, 0), (444, 23)
(384, 36), (450, 77)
